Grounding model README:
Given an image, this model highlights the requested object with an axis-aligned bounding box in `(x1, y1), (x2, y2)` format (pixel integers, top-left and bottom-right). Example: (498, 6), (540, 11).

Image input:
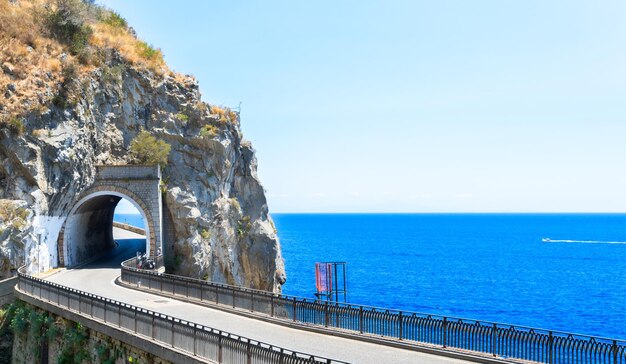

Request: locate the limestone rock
(0, 62), (286, 292)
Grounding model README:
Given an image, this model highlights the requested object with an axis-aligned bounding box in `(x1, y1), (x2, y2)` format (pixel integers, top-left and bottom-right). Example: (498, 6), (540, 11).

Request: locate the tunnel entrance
(57, 165), (164, 269)
(62, 191), (152, 267)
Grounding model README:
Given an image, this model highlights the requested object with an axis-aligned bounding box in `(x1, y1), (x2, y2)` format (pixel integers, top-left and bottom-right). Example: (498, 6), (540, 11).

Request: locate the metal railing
(121, 258), (626, 364)
(16, 267), (348, 364)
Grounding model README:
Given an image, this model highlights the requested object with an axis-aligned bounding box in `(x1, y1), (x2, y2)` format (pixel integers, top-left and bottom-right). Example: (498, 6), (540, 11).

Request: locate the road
(44, 228), (473, 364)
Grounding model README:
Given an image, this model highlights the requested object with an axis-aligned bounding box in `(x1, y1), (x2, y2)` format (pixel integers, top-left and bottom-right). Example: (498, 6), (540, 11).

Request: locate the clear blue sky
(101, 1), (626, 213)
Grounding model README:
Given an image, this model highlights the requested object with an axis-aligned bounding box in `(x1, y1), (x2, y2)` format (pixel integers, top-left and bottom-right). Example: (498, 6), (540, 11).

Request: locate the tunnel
(62, 191), (152, 267)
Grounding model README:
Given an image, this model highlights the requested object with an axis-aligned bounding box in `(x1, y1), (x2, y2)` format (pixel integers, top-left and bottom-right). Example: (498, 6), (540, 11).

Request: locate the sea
(114, 212), (626, 339)
(272, 213), (626, 340)
(114, 213), (145, 228)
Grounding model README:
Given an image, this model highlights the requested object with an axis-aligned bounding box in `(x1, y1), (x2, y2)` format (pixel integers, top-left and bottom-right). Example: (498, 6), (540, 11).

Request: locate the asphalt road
(44, 228), (473, 364)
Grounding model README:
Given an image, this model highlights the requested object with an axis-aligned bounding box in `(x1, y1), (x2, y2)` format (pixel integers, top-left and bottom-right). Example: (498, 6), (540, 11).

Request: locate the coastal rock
(0, 57), (285, 292)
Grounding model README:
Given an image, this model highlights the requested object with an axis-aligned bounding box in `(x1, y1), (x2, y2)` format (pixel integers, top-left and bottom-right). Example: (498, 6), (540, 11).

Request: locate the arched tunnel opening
(63, 193), (150, 268)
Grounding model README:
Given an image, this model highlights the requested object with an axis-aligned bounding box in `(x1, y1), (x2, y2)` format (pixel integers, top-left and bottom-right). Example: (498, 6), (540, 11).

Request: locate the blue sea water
(113, 213), (145, 228)
(272, 213), (626, 340)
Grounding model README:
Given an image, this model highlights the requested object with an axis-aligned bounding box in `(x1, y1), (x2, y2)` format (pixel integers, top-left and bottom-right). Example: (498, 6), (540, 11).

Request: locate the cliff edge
(0, 0), (286, 291)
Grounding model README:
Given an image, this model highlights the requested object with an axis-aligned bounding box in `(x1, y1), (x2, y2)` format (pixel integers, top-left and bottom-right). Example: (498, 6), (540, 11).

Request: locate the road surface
(44, 228), (473, 364)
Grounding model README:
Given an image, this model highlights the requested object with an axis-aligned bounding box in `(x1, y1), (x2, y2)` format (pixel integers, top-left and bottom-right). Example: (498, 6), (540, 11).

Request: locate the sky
(101, 1), (626, 213)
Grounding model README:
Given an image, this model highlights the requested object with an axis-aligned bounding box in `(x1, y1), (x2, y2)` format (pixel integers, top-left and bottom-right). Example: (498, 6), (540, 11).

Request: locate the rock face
(0, 54), (286, 292)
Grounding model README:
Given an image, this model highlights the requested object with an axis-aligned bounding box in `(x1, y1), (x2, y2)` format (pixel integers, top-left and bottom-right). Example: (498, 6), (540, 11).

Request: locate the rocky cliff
(0, 0), (286, 291)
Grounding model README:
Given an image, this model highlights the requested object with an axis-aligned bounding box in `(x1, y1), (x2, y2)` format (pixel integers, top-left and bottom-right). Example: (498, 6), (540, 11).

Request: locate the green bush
(136, 41), (161, 61)
(129, 131), (171, 166)
(100, 10), (127, 29)
(61, 60), (78, 82)
(3, 302), (96, 364)
(101, 64), (124, 85)
(175, 112), (189, 123)
(53, 60), (79, 109)
(199, 125), (218, 138)
(52, 94), (68, 108)
(45, 0), (94, 56)
(8, 118), (24, 135)
(237, 216), (252, 237)
(58, 322), (89, 364)
(9, 304), (29, 335)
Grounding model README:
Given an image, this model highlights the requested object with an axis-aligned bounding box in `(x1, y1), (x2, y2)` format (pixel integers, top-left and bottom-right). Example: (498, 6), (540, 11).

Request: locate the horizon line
(113, 211), (626, 215)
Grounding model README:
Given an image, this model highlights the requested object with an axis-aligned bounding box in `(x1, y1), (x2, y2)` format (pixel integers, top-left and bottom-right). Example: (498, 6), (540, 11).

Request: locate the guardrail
(112, 221), (146, 236)
(121, 258), (626, 364)
(16, 266), (348, 364)
(0, 275), (17, 305)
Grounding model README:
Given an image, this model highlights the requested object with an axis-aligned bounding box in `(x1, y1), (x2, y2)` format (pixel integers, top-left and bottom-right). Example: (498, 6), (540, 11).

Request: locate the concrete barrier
(0, 276), (17, 306)
(112, 222), (146, 236)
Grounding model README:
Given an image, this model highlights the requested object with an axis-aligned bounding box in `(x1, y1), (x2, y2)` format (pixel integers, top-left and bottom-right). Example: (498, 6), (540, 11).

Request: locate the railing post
(232, 286), (236, 308)
(293, 297), (297, 322)
(200, 284), (204, 302)
(250, 291), (254, 312)
(171, 320), (175, 347)
(398, 311), (403, 340)
(218, 335), (223, 362)
(134, 309), (137, 333)
(359, 306), (364, 333)
(186, 280), (189, 297)
(193, 325), (197, 356)
(612, 340), (618, 364)
(324, 301), (329, 327)
(271, 295), (275, 317)
(151, 315), (155, 339)
(548, 331), (554, 364)
(246, 339), (252, 364)
(216, 285), (219, 304)
(443, 317), (447, 348)
(492, 323), (497, 357)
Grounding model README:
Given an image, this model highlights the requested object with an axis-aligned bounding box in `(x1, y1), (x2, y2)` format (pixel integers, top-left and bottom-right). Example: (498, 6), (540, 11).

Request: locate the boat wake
(542, 238), (626, 245)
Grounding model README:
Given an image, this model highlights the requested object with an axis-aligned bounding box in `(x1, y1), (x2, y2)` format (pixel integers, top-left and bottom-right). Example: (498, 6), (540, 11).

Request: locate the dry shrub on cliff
(210, 105), (239, 125)
(129, 131), (171, 166)
(91, 15), (165, 74)
(0, 0), (40, 46)
(0, 1), (65, 128)
(199, 125), (218, 138)
(0, 201), (29, 230)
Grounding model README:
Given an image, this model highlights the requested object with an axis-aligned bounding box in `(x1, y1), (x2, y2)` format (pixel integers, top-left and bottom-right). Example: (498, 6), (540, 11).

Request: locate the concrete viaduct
(7, 165), (621, 363)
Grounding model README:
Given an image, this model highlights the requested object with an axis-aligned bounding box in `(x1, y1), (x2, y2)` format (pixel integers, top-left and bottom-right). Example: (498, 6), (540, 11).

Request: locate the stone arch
(58, 185), (157, 267)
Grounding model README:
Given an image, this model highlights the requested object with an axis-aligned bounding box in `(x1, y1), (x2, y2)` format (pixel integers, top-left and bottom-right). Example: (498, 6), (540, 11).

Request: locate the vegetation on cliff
(0, 0), (286, 291)
(0, 0), (239, 134)
(2, 301), (167, 363)
(129, 130), (171, 166)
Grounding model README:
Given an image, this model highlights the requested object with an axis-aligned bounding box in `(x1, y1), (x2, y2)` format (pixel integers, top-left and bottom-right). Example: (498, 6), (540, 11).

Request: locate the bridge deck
(43, 236), (473, 364)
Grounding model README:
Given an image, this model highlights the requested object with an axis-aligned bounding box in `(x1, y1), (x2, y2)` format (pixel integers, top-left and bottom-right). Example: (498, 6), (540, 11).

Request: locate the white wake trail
(542, 238), (626, 245)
